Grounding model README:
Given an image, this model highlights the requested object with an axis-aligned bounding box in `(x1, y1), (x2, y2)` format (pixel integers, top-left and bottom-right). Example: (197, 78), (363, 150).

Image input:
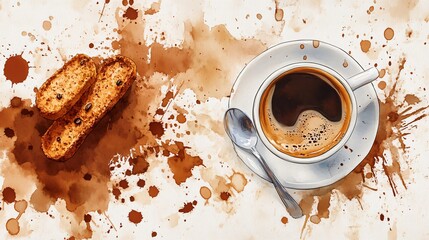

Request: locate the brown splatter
(128, 210), (142, 224)
(229, 172), (247, 193)
(6, 218), (19, 235)
(14, 200), (28, 213)
(378, 81), (387, 90)
(152, 231), (157, 237)
(178, 201), (197, 213)
(89, 43), (94, 48)
(5, 200), (27, 236)
(312, 40), (319, 48)
(148, 186), (159, 198)
(119, 179), (129, 189)
(137, 179), (146, 188)
(166, 141), (203, 185)
(149, 121), (165, 138)
(42, 20), (52, 31)
(404, 94), (420, 105)
(360, 40), (371, 53)
(367, 5), (374, 14)
(220, 191), (231, 201)
(275, 8), (284, 21)
(300, 57), (427, 234)
(199, 186), (212, 200)
(2, 187), (16, 203)
(130, 156), (150, 175)
(144, 2), (160, 15)
(123, 7), (138, 20)
(176, 113), (186, 123)
(300, 44), (305, 49)
(4, 128), (15, 138)
(3, 54), (29, 84)
(379, 69), (386, 78)
(343, 59), (348, 68)
(384, 28), (394, 40)
(380, 213), (385, 221)
(118, 15), (265, 100)
(256, 13), (262, 20)
(281, 216), (288, 224)
(303, 55), (307, 60)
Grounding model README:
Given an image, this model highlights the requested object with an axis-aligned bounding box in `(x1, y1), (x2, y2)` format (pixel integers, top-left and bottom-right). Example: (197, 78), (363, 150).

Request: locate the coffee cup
(253, 62), (378, 164)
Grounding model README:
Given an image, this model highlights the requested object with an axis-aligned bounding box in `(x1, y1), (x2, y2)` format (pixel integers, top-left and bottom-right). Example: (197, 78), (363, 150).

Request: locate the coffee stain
(312, 40), (319, 48)
(2, 187), (16, 203)
(343, 59), (348, 68)
(404, 94), (420, 105)
(178, 201), (197, 213)
(144, 2), (160, 15)
(166, 141), (204, 185)
(152, 231), (158, 237)
(360, 40), (371, 53)
(281, 216), (288, 224)
(128, 210), (143, 224)
(42, 20), (52, 31)
(367, 6), (374, 14)
(275, 8), (284, 21)
(3, 54), (29, 84)
(148, 185), (159, 198)
(379, 69), (386, 78)
(199, 186), (212, 201)
(229, 172), (247, 193)
(299, 57), (427, 233)
(123, 7), (138, 20)
(384, 28), (394, 40)
(5, 200), (28, 235)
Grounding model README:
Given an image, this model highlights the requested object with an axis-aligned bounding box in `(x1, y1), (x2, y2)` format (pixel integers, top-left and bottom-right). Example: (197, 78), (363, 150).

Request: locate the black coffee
(259, 67), (352, 158)
(271, 72), (342, 126)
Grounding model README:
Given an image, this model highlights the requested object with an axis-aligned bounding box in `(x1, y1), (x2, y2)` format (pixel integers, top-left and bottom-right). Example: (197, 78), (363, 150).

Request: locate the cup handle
(348, 67), (379, 91)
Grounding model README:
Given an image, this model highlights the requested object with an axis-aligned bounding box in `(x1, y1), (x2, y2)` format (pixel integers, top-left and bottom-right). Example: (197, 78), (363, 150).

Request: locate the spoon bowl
(224, 108), (303, 218)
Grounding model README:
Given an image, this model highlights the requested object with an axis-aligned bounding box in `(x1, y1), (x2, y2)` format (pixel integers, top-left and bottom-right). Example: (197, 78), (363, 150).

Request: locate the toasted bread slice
(41, 56), (137, 160)
(36, 54), (97, 120)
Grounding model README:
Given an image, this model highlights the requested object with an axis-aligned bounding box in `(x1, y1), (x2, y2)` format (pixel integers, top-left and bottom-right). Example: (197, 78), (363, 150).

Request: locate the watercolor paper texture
(0, 0), (428, 239)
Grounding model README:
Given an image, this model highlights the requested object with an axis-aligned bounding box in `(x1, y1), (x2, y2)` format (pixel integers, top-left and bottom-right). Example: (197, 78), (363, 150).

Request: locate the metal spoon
(224, 108), (303, 218)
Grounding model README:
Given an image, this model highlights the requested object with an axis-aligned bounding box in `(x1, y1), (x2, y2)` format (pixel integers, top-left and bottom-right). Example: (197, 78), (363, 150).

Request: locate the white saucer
(229, 40), (379, 189)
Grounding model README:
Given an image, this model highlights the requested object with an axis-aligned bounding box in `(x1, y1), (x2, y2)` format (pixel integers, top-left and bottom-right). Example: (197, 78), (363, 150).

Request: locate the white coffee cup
(253, 62), (378, 164)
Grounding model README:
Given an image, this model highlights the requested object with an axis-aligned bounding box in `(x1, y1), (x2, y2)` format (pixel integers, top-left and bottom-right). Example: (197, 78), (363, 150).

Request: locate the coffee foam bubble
(263, 88), (347, 157)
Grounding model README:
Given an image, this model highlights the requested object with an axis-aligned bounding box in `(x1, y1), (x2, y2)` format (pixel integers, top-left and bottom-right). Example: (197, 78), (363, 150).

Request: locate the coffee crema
(259, 67), (352, 158)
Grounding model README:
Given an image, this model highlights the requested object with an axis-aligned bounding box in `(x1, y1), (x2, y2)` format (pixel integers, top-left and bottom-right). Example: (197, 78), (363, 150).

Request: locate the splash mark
(360, 40), (371, 53)
(178, 201), (197, 213)
(123, 7), (138, 20)
(3, 54), (29, 84)
(148, 186), (159, 198)
(200, 186), (212, 201)
(165, 141), (204, 185)
(128, 210), (142, 224)
(6, 200), (27, 235)
(384, 28), (394, 40)
(299, 57), (427, 235)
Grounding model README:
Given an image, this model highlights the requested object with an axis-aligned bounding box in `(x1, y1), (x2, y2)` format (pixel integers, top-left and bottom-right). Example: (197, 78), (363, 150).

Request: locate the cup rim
(253, 62), (358, 164)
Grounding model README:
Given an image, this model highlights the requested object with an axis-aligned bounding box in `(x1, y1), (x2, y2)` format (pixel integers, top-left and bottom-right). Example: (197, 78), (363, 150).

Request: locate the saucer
(229, 40), (379, 189)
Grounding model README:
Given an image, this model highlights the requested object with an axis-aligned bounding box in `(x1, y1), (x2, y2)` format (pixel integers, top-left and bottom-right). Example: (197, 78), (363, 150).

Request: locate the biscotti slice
(41, 56), (137, 160)
(36, 54), (97, 120)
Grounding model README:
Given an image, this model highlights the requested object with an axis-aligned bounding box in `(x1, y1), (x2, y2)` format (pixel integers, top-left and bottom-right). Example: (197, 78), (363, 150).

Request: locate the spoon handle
(251, 147), (303, 218)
